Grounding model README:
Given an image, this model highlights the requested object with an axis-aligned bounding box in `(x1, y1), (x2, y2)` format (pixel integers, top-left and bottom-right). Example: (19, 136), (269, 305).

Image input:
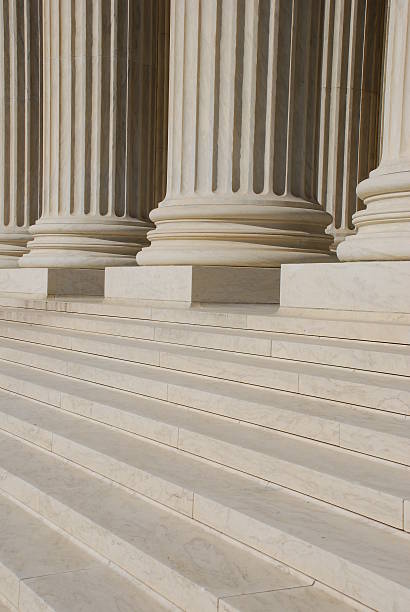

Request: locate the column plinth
(337, 0), (410, 262)
(137, 0), (333, 268)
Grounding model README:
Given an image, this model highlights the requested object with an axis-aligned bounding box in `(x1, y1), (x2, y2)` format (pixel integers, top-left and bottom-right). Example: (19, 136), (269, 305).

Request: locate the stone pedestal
(105, 266), (281, 304)
(138, 0), (333, 268)
(280, 261), (410, 314)
(0, 268), (104, 297)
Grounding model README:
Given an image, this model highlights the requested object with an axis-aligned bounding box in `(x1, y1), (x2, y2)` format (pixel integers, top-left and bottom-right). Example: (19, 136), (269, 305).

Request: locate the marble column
(137, 0), (333, 267)
(318, 0), (385, 248)
(21, 0), (165, 269)
(337, 0), (410, 261)
(0, 0), (41, 267)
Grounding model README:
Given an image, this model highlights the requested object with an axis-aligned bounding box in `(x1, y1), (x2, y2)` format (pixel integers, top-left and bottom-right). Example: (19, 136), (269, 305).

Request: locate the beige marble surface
(20, 0), (168, 269)
(220, 586), (364, 612)
(20, 565), (176, 612)
(0, 413), (408, 611)
(281, 261), (410, 313)
(0, 1), (41, 269)
(0, 435), (311, 612)
(0, 493), (99, 607)
(105, 265), (281, 303)
(138, 0), (333, 267)
(0, 269), (104, 296)
(0, 369), (408, 531)
(337, 0), (410, 262)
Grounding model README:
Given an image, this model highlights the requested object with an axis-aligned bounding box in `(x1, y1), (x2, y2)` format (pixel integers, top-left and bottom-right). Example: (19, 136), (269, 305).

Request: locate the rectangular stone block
(105, 266), (281, 303)
(280, 261), (410, 313)
(0, 268), (104, 297)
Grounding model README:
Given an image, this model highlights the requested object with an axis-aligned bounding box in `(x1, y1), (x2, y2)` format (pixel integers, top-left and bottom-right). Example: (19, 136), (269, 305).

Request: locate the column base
(19, 218), (151, 269)
(280, 261), (410, 313)
(0, 233), (31, 268)
(105, 266), (281, 304)
(137, 199), (334, 267)
(0, 268), (104, 297)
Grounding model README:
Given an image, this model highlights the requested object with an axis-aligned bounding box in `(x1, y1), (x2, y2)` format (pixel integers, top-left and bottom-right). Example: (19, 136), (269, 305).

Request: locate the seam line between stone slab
(2, 374), (407, 443)
(20, 563), (101, 583)
(3, 336), (409, 393)
(217, 581), (315, 604)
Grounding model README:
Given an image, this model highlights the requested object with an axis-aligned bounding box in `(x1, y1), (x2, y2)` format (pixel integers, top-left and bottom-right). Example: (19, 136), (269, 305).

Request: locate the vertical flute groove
(22, 0), (168, 268)
(319, 0), (385, 245)
(138, 0), (334, 267)
(0, 0), (41, 266)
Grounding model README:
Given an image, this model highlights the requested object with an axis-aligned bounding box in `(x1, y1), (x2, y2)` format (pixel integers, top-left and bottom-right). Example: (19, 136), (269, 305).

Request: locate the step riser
(0, 452), (405, 612)
(0, 468), (307, 612)
(0, 314), (408, 377)
(0, 338), (409, 420)
(0, 300), (408, 612)
(194, 495), (409, 612)
(2, 362), (410, 475)
(2, 361), (410, 468)
(178, 430), (405, 529)
(0, 489), (180, 612)
(0, 561), (18, 610)
(1, 298), (409, 344)
(0, 396), (406, 530)
(0, 309), (156, 342)
(0, 473), (216, 612)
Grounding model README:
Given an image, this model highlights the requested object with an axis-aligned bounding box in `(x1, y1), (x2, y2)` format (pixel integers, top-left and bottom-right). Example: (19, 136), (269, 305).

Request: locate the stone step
(0, 429), (406, 611)
(0, 388), (408, 528)
(1, 293), (410, 344)
(0, 316), (408, 377)
(0, 333), (408, 419)
(219, 589), (366, 612)
(0, 435), (320, 612)
(0, 491), (172, 611)
(0, 356), (409, 468)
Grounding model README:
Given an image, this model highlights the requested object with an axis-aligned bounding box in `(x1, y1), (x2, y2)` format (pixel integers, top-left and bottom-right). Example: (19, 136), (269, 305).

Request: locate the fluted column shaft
(138, 0), (333, 267)
(319, 0), (385, 247)
(338, 0), (410, 261)
(21, 0), (166, 269)
(0, 0), (41, 267)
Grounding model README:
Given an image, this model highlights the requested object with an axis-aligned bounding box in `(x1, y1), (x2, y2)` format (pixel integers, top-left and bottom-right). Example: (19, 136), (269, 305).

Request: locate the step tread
(3, 308), (410, 354)
(0, 492), (168, 611)
(3, 352), (410, 439)
(0, 385), (409, 533)
(1, 333), (410, 397)
(2, 294), (410, 343)
(1, 357), (410, 472)
(0, 318), (409, 381)
(0, 435), (313, 612)
(0, 431), (408, 610)
(219, 587), (362, 612)
(0, 386), (408, 505)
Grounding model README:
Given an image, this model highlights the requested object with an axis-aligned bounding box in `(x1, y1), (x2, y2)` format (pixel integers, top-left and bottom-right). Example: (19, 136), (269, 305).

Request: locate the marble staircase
(0, 295), (408, 610)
